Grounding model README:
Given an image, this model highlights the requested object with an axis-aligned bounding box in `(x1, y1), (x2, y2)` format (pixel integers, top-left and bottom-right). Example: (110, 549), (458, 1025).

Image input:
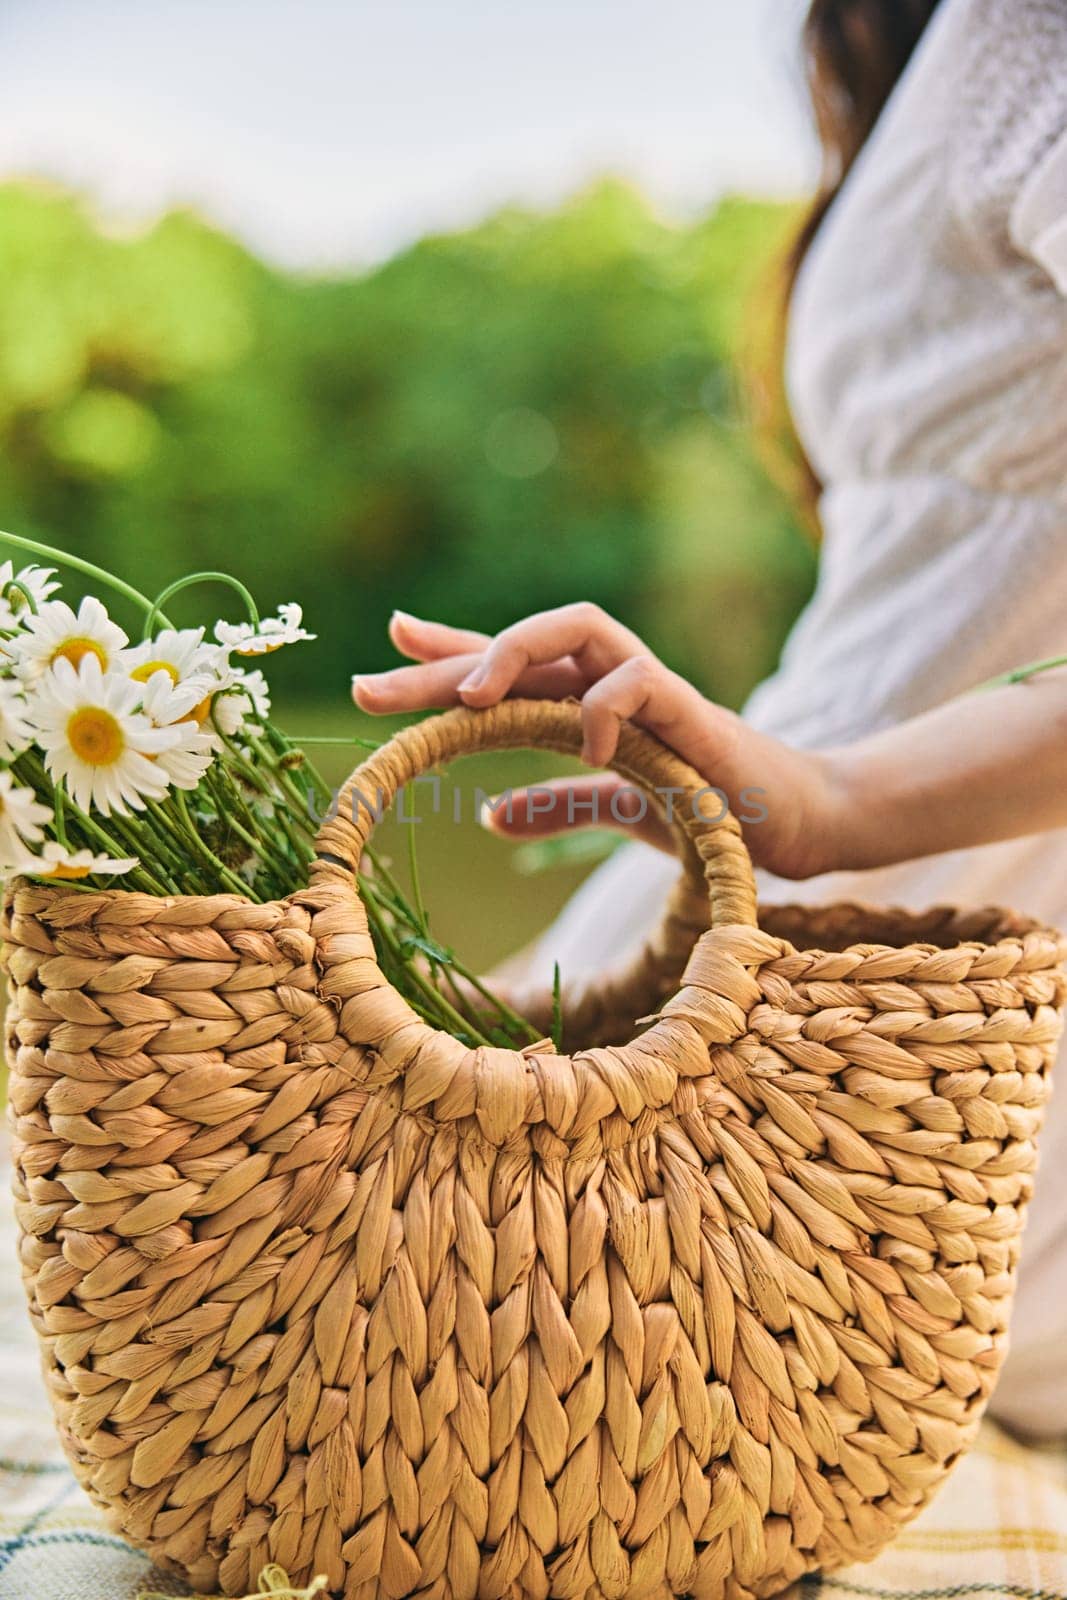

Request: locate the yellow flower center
(236, 641), (284, 657)
(51, 638), (107, 671)
(130, 659), (179, 685)
(49, 862), (92, 879)
(130, 659), (212, 723)
(67, 707), (124, 767)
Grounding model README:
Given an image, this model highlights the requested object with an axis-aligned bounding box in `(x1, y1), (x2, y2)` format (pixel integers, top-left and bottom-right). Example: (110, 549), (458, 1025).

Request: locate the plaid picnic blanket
(3, 1151), (1067, 1600)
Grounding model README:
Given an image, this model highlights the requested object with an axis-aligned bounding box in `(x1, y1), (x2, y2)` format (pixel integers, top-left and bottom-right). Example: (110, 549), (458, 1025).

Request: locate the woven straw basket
(6, 699), (1067, 1600)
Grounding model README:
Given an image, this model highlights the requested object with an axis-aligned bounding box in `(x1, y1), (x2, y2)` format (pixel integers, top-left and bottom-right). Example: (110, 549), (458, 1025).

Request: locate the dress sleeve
(947, 0), (1067, 288)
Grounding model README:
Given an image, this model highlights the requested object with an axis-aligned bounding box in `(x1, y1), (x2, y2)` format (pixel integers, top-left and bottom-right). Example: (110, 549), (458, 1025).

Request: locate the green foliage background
(0, 177), (816, 967)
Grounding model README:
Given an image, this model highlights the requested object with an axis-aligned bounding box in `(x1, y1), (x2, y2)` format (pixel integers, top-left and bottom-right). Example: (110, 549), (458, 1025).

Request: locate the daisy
(140, 670), (220, 789)
(0, 678), (34, 760)
(31, 655), (179, 815)
(210, 667), (271, 737)
(0, 769), (52, 866)
(12, 596), (128, 681)
(0, 563), (61, 630)
(121, 627), (229, 697)
(215, 603), (315, 657)
(10, 841), (138, 880)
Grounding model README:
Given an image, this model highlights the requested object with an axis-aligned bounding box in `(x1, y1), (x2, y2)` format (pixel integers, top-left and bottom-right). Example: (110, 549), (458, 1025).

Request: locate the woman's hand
(354, 607), (1067, 878)
(352, 603), (846, 880)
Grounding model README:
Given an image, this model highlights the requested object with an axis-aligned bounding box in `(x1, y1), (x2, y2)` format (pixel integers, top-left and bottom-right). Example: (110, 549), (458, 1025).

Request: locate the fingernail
(458, 666), (487, 693)
(391, 608), (416, 624)
(478, 795), (503, 829)
(352, 673), (386, 697)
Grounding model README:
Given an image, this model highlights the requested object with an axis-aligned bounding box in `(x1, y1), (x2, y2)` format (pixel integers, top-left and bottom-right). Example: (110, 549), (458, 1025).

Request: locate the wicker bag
(6, 699), (1067, 1600)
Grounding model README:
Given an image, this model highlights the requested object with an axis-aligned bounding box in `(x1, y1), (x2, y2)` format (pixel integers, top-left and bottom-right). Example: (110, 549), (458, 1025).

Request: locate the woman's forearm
(825, 667), (1067, 872)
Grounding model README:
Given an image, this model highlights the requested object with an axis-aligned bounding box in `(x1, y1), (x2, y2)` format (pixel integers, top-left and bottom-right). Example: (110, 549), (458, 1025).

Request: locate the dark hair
(791, 0), (943, 277)
(774, 0), (943, 517)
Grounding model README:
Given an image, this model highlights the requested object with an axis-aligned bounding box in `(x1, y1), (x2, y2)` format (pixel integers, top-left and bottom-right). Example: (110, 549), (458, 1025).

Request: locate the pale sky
(0, 0), (817, 270)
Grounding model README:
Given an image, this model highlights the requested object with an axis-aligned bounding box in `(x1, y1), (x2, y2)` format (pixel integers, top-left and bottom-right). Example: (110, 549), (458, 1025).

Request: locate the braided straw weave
(5, 700), (1067, 1600)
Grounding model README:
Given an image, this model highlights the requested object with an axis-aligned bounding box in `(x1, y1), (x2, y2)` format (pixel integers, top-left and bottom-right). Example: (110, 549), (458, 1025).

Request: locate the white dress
(517, 0), (1067, 1437)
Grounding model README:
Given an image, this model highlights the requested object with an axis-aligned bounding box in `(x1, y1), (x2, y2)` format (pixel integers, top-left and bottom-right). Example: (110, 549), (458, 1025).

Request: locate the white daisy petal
(139, 671), (220, 789)
(0, 769), (53, 865)
(0, 678), (35, 759)
(9, 595), (129, 682)
(209, 667), (271, 737)
(0, 562), (61, 630)
(120, 628), (230, 693)
(10, 840), (138, 880)
(27, 654), (179, 817)
(214, 603), (315, 657)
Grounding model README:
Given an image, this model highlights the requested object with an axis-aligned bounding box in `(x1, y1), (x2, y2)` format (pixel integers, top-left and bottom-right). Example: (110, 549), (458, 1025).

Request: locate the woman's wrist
(815, 745), (877, 873)
(740, 743), (864, 881)
(790, 744), (887, 878)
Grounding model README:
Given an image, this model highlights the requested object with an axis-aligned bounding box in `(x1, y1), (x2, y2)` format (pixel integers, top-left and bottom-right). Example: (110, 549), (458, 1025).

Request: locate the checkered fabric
(3, 1144), (1067, 1600)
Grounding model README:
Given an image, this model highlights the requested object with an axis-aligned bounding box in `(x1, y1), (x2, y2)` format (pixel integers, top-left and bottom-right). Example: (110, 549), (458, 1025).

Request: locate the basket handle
(310, 698), (758, 930)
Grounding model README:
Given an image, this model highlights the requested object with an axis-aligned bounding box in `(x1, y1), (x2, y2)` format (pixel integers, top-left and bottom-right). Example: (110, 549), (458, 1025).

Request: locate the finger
(353, 652), (587, 713)
(388, 611), (490, 662)
(479, 774), (675, 853)
(578, 654), (743, 782)
(382, 609), (589, 705)
(456, 601), (648, 705)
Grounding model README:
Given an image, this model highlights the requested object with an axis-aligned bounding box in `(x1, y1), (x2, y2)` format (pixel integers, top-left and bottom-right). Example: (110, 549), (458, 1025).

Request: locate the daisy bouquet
(0, 533), (548, 1050)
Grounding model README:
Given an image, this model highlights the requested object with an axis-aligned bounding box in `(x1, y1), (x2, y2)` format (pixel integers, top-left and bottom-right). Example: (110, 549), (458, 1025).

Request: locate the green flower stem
(977, 653), (1067, 691)
(213, 727), (274, 795)
(438, 962), (491, 1032)
(244, 740), (326, 859)
(439, 957), (543, 1045)
(551, 963), (564, 1053)
(406, 802), (428, 933)
(284, 734), (383, 750)
(360, 873), (495, 1046)
(247, 730), (317, 812)
(52, 785), (68, 847)
(0, 530), (174, 626)
(139, 793), (227, 896)
(360, 856), (538, 1046)
(102, 792), (190, 884)
(261, 719), (333, 784)
(110, 796), (184, 865)
(215, 727), (312, 837)
(2, 579), (38, 616)
(12, 750), (172, 895)
(99, 809), (184, 895)
(364, 847), (542, 1045)
(204, 765), (258, 837)
(206, 768), (278, 860)
(234, 765), (318, 875)
(274, 810), (316, 873)
(257, 720), (335, 813)
(150, 793), (257, 899)
(255, 732), (337, 876)
(358, 853), (488, 1035)
(211, 732), (318, 870)
(143, 572), (261, 641)
(202, 769), (291, 895)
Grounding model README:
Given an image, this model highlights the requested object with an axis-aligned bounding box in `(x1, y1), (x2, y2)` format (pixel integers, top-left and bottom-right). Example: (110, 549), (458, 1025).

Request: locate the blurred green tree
(0, 177), (814, 711)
